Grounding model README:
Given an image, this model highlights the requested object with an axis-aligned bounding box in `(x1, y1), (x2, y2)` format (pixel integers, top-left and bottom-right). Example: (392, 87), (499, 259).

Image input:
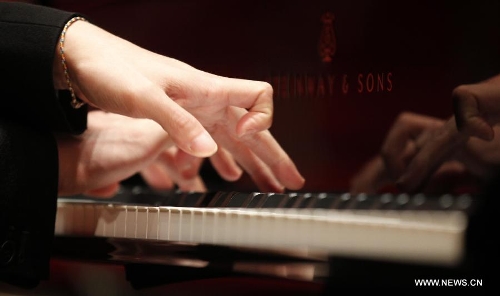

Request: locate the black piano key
(315, 193), (335, 209)
(198, 191), (220, 207)
(347, 193), (375, 209)
(247, 193), (267, 208)
(112, 186), (171, 206)
(283, 193), (301, 208)
(393, 193), (411, 210)
(161, 190), (184, 206)
(206, 191), (224, 207)
(208, 191), (234, 207)
(179, 192), (205, 207)
(452, 194), (474, 213)
(376, 193), (395, 210)
(226, 192), (252, 208)
(298, 193), (314, 208)
(400, 193), (431, 210)
(438, 194), (456, 210)
(331, 193), (352, 209)
(64, 185), (475, 215)
(409, 194), (441, 211)
(261, 193), (286, 208)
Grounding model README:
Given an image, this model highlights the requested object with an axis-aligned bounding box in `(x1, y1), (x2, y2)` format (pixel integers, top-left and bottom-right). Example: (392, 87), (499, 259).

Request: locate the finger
(420, 161), (468, 194)
(350, 156), (392, 195)
(209, 147), (243, 182)
(452, 86), (494, 141)
(141, 163), (175, 190)
(83, 183), (120, 198)
(239, 130), (305, 190)
(212, 131), (286, 193)
(173, 148), (204, 179)
(214, 77), (274, 137)
(156, 149), (207, 192)
(136, 88), (218, 157)
(381, 112), (444, 179)
(78, 69), (218, 158)
(176, 176), (207, 193)
(397, 119), (467, 192)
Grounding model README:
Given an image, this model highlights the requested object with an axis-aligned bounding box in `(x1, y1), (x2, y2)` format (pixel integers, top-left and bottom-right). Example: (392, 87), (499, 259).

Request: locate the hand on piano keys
(57, 110), (305, 198)
(55, 20), (305, 197)
(350, 112), (500, 195)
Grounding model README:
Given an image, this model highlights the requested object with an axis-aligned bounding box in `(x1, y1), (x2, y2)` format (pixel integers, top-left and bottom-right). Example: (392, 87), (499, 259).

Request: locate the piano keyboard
(55, 187), (475, 267)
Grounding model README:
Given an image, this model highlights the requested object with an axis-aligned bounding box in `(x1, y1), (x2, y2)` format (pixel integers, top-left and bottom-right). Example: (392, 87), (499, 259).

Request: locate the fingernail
(189, 131), (217, 157)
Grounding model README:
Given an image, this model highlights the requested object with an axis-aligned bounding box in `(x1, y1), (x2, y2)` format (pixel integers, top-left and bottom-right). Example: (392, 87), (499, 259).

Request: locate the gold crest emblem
(318, 12), (337, 63)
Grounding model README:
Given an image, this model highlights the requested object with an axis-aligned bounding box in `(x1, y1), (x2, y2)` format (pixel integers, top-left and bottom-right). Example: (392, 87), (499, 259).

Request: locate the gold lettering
(357, 74), (363, 93)
(377, 73), (384, 92)
(366, 73), (374, 93)
(387, 72), (393, 92)
(342, 74), (349, 94)
(263, 71), (394, 98)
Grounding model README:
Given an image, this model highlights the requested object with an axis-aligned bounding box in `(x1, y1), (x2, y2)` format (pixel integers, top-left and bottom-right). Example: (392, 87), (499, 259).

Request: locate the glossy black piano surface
(30, 0), (499, 292)
(61, 185), (478, 213)
(47, 0), (500, 193)
(51, 186), (492, 290)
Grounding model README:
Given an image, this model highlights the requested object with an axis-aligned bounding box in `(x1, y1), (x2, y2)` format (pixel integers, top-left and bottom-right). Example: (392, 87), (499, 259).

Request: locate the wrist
(53, 17), (88, 108)
(53, 42), (66, 90)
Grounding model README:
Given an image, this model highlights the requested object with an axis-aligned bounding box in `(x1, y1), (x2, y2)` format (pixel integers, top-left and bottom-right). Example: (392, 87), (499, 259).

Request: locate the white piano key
(178, 208), (193, 242)
(169, 208), (182, 241)
(82, 204), (96, 235)
(125, 206), (137, 238)
(135, 206), (148, 239)
(54, 203), (69, 235)
(189, 208), (195, 243)
(94, 204), (119, 237)
(158, 207), (170, 240)
(65, 203), (74, 234)
(146, 207), (159, 240)
(113, 205), (128, 238)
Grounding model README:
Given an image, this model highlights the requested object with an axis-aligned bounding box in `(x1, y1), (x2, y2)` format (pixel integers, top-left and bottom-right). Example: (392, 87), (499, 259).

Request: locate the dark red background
(47, 0), (500, 193)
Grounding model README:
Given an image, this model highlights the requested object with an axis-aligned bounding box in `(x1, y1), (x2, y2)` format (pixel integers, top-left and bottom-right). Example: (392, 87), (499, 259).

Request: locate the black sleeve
(0, 2), (89, 288)
(0, 119), (58, 288)
(0, 2), (87, 134)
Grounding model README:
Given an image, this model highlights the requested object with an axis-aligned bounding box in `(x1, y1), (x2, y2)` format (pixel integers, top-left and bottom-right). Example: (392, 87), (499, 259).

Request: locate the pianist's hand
(56, 111), (204, 197)
(452, 74), (500, 141)
(54, 20), (304, 193)
(350, 112), (500, 194)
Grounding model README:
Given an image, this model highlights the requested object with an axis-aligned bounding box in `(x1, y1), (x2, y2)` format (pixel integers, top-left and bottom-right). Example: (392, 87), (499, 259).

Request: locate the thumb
(453, 86), (494, 141)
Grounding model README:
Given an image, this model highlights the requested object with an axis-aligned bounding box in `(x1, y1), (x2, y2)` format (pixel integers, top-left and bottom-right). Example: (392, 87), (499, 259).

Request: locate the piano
(34, 0), (499, 292)
(50, 185), (491, 291)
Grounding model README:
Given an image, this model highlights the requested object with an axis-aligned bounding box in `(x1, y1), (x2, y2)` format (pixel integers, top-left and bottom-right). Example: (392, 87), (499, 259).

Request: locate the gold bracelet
(59, 16), (87, 109)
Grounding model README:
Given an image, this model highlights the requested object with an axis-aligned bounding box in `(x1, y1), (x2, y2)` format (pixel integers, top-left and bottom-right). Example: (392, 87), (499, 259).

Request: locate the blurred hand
(139, 145), (244, 193)
(54, 20), (304, 192)
(453, 74), (500, 141)
(350, 112), (500, 194)
(56, 111), (171, 197)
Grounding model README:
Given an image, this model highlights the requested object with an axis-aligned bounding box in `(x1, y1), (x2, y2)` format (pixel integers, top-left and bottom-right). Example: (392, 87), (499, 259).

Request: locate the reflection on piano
(52, 186), (487, 289)
(41, 0), (498, 291)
